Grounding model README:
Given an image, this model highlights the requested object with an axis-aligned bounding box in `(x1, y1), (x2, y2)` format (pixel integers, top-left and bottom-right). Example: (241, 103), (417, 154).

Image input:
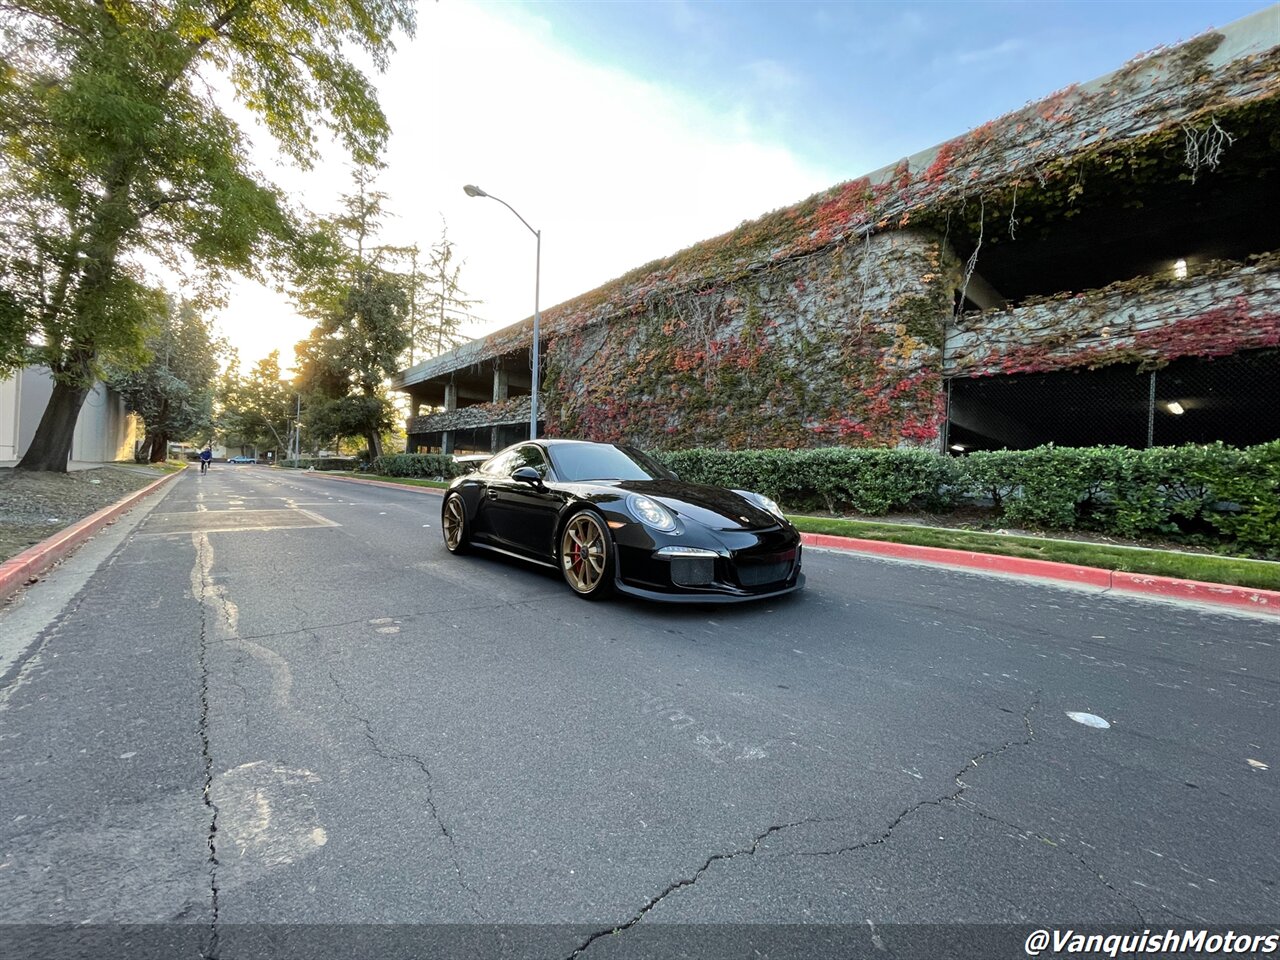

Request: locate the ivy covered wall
(541, 230), (956, 450)
(399, 15), (1280, 453)
(946, 252), (1280, 377)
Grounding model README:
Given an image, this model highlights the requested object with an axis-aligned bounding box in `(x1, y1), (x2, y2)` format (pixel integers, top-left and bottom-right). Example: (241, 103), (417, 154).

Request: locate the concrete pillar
(442, 431), (454, 455)
(490, 426), (500, 451)
(444, 381), (458, 412)
(493, 367), (509, 402)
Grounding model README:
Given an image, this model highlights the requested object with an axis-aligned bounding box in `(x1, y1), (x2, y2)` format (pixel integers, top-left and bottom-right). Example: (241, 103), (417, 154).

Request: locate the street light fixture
(463, 183), (541, 440)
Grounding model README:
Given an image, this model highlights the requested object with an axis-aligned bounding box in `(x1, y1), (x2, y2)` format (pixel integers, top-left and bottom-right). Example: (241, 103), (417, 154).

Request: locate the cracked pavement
(0, 468), (1276, 959)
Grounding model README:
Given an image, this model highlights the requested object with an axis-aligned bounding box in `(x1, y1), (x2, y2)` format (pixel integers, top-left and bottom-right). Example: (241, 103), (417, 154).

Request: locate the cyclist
(199, 446), (213, 475)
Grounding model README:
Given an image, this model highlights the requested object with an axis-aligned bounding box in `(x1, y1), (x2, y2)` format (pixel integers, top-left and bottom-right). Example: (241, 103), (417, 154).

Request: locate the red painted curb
(0, 467), (184, 601)
(800, 532), (1280, 616)
(801, 533), (1113, 587)
(1109, 570), (1279, 613)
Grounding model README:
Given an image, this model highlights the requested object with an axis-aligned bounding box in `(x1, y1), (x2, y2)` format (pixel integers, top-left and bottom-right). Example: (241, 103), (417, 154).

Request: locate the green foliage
(0, 0), (414, 468)
(370, 453), (464, 479)
(659, 443), (1280, 558)
(1208, 441), (1280, 556)
(292, 170), (411, 460)
(961, 446), (1124, 528)
(661, 447), (959, 515)
(404, 224), (480, 366)
(217, 351), (294, 453)
(106, 296), (223, 459)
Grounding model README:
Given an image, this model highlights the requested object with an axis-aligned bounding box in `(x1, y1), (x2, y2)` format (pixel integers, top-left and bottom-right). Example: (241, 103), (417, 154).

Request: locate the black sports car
(440, 439), (804, 603)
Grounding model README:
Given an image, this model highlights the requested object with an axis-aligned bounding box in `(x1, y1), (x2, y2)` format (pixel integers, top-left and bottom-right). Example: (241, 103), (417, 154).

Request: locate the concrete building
(395, 7), (1280, 455)
(0, 368), (140, 467)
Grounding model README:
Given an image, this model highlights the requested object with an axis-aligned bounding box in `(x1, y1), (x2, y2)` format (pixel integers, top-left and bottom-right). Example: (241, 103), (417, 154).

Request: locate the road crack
(568, 693), (1042, 959)
(327, 667), (483, 920)
(565, 816), (833, 959)
(192, 534), (221, 960)
(797, 691), (1041, 862)
(957, 803), (1146, 922)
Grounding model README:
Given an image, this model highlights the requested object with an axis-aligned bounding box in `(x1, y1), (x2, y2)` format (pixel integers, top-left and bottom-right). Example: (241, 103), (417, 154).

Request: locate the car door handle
(486, 488), (499, 500)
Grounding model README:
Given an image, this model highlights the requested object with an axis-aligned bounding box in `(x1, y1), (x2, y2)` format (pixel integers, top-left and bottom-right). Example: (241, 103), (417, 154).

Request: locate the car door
(469, 450), (517, 544)
(482, 444), (561, 560)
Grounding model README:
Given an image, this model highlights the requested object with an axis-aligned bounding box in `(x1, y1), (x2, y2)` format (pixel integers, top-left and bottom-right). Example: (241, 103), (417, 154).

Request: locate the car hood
(604, 479), (780, 531)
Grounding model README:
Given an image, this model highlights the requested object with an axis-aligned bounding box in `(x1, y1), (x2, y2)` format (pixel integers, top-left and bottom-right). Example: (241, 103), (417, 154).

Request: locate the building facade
(396, 8), (1280, 455)
(0, 368), (140, 467)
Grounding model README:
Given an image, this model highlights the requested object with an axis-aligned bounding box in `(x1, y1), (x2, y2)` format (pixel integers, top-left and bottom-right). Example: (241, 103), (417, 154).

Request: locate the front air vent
(671, 557), (715, 586)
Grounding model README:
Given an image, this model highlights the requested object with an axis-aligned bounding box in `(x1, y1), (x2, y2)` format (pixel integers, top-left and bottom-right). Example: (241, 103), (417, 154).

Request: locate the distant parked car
(227, 455), (257, 464)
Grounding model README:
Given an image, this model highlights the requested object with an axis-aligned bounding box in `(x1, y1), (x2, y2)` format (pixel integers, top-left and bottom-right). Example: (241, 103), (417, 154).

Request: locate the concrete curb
(801, 532), (1280, 616)
(283, 472), (1280, 617)
(0, 467), (184, 601)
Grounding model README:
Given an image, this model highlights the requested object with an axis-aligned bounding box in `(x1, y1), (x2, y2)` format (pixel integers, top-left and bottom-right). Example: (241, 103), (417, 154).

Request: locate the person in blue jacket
(199, 446), (213, 475)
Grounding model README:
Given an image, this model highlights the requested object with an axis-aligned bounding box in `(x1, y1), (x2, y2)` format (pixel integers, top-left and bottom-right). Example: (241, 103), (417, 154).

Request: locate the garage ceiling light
(1166, 400), (1185, 415)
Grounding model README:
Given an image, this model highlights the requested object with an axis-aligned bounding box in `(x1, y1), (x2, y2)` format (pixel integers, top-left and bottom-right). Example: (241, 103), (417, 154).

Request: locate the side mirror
(512, 466), (542, 487)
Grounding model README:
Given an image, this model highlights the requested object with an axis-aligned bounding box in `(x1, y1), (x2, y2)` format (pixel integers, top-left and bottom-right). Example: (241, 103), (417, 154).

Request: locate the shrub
(371, 453), (463, 479)
(1202, 440), (1280, 558)
(660, 447), (957, 515)
(657, 443), (1280, 558)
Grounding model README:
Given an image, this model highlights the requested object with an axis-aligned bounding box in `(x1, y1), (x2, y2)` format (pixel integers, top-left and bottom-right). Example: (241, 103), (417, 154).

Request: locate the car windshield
(548, 444), (673, 482)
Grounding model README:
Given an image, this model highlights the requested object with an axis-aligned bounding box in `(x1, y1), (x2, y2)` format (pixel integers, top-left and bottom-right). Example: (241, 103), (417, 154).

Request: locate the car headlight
(742, 491), (786, 520)
(627, 494), (677, 532)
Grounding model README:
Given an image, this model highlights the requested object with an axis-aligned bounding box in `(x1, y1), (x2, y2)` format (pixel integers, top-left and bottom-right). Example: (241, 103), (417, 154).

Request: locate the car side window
(481, 451), (515, 477)
(510, 445), (549, 478)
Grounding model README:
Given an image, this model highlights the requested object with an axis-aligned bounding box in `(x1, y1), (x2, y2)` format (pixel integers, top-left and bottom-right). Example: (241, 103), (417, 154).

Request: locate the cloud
(949, 38), (1025, 67)
(212, 0), (836, 369)
(745, 58), (803, 94)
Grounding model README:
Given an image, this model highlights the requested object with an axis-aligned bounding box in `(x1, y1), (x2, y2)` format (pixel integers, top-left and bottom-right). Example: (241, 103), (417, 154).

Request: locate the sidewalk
(0, 468), (183, 601)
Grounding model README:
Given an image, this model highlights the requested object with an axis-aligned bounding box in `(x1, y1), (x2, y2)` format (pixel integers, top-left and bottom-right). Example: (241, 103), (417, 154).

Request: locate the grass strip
(340, 472), (452, 490)
(788, 515), (1280, 591)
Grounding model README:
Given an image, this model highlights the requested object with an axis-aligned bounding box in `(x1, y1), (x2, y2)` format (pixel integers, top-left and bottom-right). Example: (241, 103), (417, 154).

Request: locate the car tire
(559, 510), (615, 600)
(442, 494), (470, 554)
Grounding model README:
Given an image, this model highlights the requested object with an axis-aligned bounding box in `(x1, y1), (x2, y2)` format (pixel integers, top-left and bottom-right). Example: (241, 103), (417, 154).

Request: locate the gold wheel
(442, 495), (468, 553)
(560, 512), (613, 598)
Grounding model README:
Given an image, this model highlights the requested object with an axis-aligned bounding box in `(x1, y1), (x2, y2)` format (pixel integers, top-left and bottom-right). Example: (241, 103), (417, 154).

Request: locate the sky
(209, 0), (1276, 373)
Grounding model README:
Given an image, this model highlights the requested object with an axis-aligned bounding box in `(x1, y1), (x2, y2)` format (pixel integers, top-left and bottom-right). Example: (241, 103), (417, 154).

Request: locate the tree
(217, 351), (294, 456)
(0, 0), (415, 471)
(405, 224), (479, 366)
(293, 170), (409, 460)
(107, 297), (224, 462)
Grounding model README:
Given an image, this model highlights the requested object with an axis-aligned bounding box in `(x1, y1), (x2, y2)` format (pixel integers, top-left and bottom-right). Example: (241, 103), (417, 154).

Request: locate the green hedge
(658, 442), (1280, 559)
(661, 447), (960, 515)
(369, 453), (465, 479)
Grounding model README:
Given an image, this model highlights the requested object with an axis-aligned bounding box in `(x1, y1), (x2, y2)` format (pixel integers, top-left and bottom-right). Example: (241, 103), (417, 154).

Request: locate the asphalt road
(0, 467), (1276, 958)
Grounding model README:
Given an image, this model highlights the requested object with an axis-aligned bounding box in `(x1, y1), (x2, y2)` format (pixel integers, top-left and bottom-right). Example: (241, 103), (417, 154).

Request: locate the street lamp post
(463, 184), (541, 441)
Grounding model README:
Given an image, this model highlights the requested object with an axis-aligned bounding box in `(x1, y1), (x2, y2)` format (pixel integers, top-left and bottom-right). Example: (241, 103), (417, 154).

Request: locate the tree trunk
(149, 431), (170, 463)
(366, 431), (382, 461)
(16, 379), (90, 472)
(135, 434), (154, 463)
